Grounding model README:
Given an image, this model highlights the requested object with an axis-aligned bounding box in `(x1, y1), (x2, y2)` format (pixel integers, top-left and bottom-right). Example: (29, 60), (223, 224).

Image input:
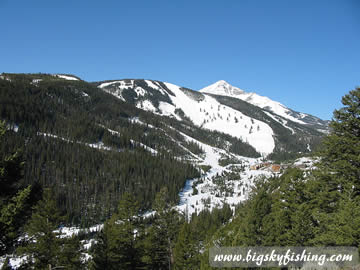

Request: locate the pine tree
(312, 87), (360, 245)
(173, 222), (199, 270)
(0, 121), (23, 203)
(196, 87), (360, 256)
(142, 187), (182, 269)
(1, 186), (32, 255)
(0, 121), (39, 255)
(19, 189), (60, 269)
(19, 189), (82, 269)
(19, 189), (61, 269)
(91, 192), (143, 270)
(320, 87), (360, 197)
(90, 229), (111, 269)
(235, 178), (273, 246)
(313, 197), (360, 246)
(58, 236), (84, 270)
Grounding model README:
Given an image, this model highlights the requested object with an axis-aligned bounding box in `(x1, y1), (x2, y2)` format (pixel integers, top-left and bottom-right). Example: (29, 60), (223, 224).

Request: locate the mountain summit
(199, 80), (245, 96)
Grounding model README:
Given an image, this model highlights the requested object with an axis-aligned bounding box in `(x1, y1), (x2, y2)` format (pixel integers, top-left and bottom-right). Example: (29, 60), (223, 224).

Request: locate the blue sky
(1, 0), (359, 120)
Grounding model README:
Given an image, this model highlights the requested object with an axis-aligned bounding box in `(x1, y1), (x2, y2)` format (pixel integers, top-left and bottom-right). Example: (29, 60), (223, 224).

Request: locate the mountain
(97, 78), (328, 159)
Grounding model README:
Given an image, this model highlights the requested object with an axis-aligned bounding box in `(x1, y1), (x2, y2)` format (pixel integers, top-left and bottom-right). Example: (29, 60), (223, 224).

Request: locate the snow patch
(98, 80), (134, 89)
(130, 140), (158, 155)
(136, 100), (157, 112)
(7, 123), (19, 133)
(81, 91), (89, 97)
(145, 80), (167, 95)
(54, 74), (79, 81)
(37, 132), (122, 152)
(134, 86), (146, 97)
(55, 224), (104, 238)
(263, 111), (295, 134)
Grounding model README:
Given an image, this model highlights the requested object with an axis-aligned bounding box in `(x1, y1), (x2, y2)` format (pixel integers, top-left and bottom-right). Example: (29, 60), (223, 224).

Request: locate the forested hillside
(0, 74), (201, 225)
(0, 73), (269, 225)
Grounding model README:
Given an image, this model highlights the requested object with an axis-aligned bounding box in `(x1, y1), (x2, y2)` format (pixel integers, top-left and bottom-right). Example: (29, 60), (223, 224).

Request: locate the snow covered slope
(200, 80), (328, 128)
(98, 80), (275, 155)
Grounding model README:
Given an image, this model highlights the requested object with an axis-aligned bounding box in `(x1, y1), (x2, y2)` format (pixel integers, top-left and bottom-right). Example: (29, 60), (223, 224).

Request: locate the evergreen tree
(313, 197), (360, 246)
(91, 192), (143, 270)
(320, 87), (360, 197)
(20, 189), (60, 269)
(90, 230), (111, 269)
(19, 189), (83, 269)
(206, 87), (360, 251)
(173, 222), (199, 270)
(0, 186), (31, 255)
(0, 121), (23, 202)
(231, 177), (273, 246)
(0, 121), (40, 255)
(312, 87), (360, 245)
(58, 236), (84, 270)
(143, 187), (182, 269)
(18, 189), (61, 269)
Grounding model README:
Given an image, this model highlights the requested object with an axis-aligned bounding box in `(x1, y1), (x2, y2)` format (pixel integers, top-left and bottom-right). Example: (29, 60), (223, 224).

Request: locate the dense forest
(0, 74), (202, 225)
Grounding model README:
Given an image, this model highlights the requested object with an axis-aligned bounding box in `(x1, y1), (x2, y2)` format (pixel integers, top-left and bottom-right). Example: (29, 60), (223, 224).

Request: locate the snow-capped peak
(200, 80), (245, 96)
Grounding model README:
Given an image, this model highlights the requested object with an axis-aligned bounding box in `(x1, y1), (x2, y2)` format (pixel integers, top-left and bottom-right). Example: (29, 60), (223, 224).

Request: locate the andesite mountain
(97, 76), (328, 157)
(0, 73), (328, 225)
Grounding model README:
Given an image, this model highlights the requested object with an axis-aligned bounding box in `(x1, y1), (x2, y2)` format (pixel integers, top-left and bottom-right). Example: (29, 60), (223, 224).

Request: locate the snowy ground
(176, 165), (274, 218)
(175, 132), (318, 219)
(0, 256), (28, 269)
(175, 132), (275, 218)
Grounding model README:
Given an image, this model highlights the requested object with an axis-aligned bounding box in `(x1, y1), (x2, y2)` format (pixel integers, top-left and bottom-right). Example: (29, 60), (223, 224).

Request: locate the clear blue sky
(1, 0), (359, 120)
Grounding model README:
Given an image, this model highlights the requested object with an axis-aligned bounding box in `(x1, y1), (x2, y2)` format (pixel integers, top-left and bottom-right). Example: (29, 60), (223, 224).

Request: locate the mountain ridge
(200, 80), (329, 127)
